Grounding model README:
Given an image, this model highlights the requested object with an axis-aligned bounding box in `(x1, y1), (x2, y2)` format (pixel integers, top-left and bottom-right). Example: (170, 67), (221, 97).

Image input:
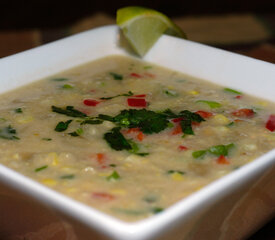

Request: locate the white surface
(0, 25), (274, 240)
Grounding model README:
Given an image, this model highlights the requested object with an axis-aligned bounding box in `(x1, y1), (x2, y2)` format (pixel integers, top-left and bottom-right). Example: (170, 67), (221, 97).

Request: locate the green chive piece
(163, 89), (178, 97)
(35, 165), (48, 172)
(55, 120), (72, 132)
(60, 174), (75, 179)
(196, 100), (221, 109)
(62, 84), (73, 89)
(167, 170), (185, 175)
(224, 88), (242, 95)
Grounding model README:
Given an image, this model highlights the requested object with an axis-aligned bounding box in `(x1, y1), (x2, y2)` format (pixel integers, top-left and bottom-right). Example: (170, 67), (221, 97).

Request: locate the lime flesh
(117, 6), (186, 56)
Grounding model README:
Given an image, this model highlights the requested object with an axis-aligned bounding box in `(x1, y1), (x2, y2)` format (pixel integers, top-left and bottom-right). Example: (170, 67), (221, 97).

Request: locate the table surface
(0, 12), (274, 240)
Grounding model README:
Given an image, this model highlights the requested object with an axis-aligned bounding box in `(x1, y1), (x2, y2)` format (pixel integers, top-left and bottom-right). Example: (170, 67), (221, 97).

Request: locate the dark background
(0, 0), (275, 29)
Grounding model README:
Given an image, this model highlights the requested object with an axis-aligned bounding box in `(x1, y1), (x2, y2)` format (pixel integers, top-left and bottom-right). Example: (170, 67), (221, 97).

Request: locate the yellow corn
(189, 90), (199, 95)
(257, 101), (267, 106)
(46, 152), (59, 166)
(213, 114), (231, 125)
(17, 115), (34, 124)
(111, 189), (126, 196)
(171, 172), (184, 181)
(42, 178), (57, 186)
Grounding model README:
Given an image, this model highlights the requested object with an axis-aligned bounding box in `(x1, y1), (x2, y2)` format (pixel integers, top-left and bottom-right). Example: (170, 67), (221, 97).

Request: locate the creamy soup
(0, 55), (274, 221)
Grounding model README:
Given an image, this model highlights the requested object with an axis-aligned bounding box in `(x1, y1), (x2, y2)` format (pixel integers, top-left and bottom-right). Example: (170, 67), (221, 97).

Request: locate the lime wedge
(116, 6), (186, 56)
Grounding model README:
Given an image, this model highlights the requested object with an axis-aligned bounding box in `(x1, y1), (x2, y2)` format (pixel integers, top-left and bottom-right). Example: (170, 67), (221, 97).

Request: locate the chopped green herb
(167, 170), (185, 175)
(100, 91), (134, 100)
(113, 109), (170, 134)
(106, 171), (120, 181)
(163, 89), (178, 97)
(14, 108), (23, 113)
(109, 72), (123, 80)
(35, 165), (48, 172)
(42, 138), (52, 141)
(0, 125), (19, 140)
(60, 174), (75, 179)
(51, 77), (68, 82)
(80, 119), (103, 125)
(144, 65), (152, 69)
(180, 119), (194, 135)
(224, 88), (242, 95)
(227, 122), (235, 127)
(151, 207), (164, 214)
(55, 120), (72, 132)
(192, 143), (235, 159)
(104, 127), (132, 151)
(97, 114), (115, 122)
(143, 194), (158, 203)
(192, 150), (207, 159)
(52, 106), (87, 118)
(68, 128), (84, 136)
(196, 100), (221, 109)
(62, 84), (73, 89)
(208, 143), (235, 156)
(109, 164), (117, 167)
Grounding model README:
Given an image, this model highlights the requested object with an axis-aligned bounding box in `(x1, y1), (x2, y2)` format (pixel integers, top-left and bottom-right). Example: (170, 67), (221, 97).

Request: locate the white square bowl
(0, 25), (274, 240)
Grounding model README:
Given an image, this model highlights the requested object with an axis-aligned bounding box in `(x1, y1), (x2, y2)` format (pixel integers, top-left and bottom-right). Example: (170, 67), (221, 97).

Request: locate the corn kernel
(189, 90), (199, 95)
(42, 179), (57, 186)
(17, 115), (34, 124)
(46, 152), (59, 166)
(213, 114), (230, 125)
(171, 173), (184, 181)
(257, 101), (267, 106)
(111, 189), (126, 196)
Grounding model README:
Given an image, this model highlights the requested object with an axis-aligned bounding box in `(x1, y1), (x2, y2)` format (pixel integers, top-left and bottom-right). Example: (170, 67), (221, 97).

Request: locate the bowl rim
(0, 25), (274, 240)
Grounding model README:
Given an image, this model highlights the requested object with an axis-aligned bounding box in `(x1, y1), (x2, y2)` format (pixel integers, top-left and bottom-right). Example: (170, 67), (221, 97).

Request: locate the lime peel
(116, 6), (186, 57)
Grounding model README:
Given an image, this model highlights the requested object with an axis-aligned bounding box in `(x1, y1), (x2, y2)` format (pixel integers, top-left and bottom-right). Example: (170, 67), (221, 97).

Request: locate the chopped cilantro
(113, 109), (170, 134)
(106, 171), (120, 181)
(14, 108), (22, 113)
(62, 84), (73, 89)
(0, 125), (19, 140)
(35, 165), (48, 172)
(208, 143), (235, 156)
(52, 106), (87, 118)
(163, 89), (178, 97)
(151, 207), (164, 214)
(167, 170), (185, 175)
(42, 138), (52, 141)
(68, 128), (83, 136)
(80, 119), (103, 125)
(192, 150), (207, 159)
(104, 127), (132, 151)
(100, 91), (134, 100)
(109, 72), (123, 80)
(192, 143), (235, 159)
(55, 120), (72, 132)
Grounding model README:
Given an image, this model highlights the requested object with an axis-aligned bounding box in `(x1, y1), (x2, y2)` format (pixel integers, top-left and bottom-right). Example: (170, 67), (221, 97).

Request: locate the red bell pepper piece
(178, 145), (188, 151)
(83, 99), (101, 106)
(232, 108), (254, 117)
(127, 98), (147, 107)
(265, 114), (275, 132)
(92, 192), (115, 200)
(130, 73), (142, 78)
(196, 110), (213, 118)
(216, 155), (230, 164)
